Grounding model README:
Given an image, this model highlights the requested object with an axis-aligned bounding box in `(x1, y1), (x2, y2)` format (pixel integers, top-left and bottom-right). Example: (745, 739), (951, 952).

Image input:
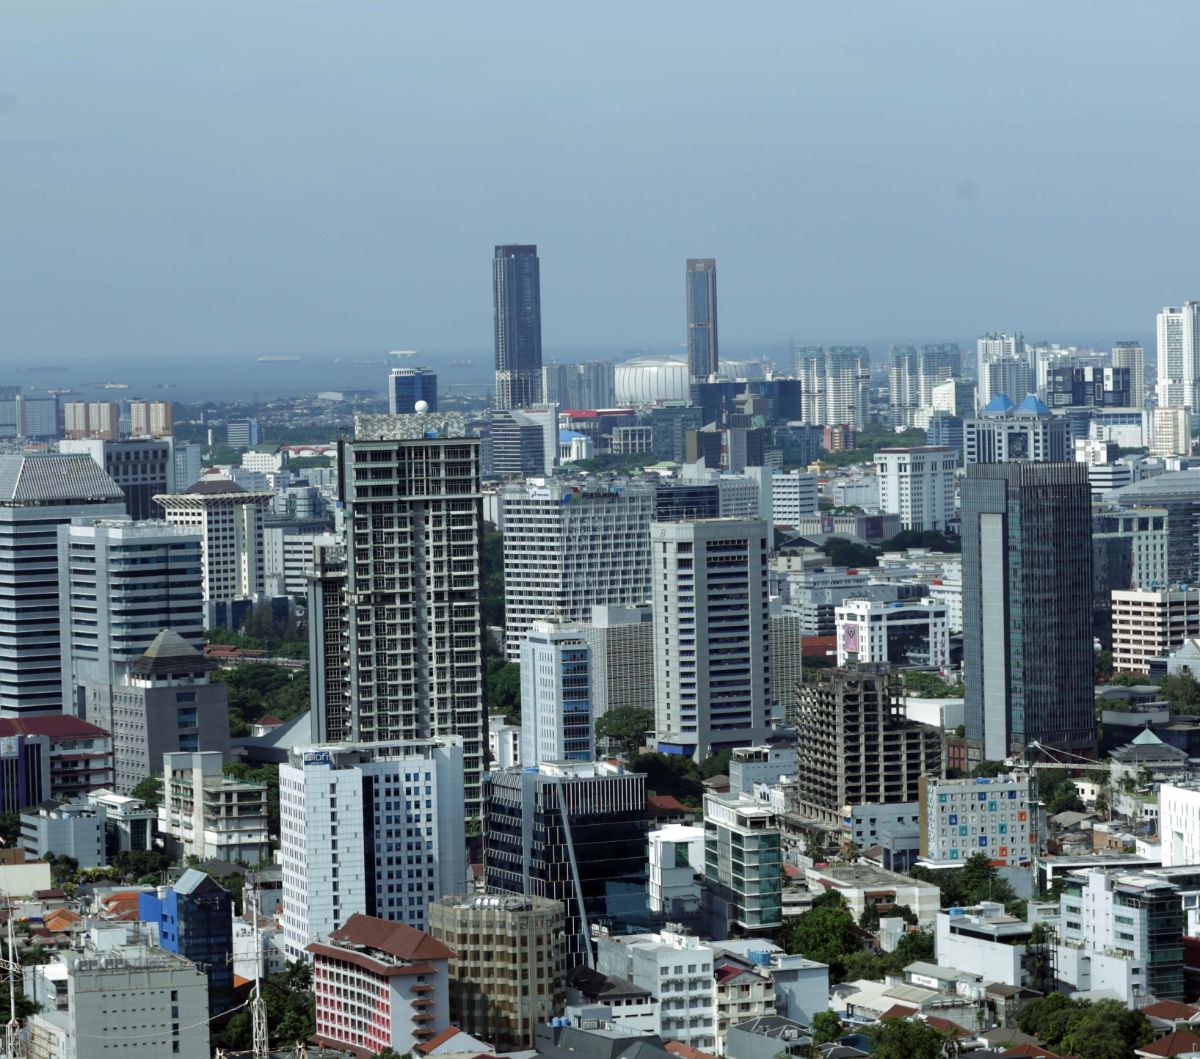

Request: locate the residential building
(770, 471), (818, 526)
(60, 437), (175, 520)
(931, 377), (977, 417)
(309, 914), (454, 1056)
(874, 447), (957, 532)
(1157, 303), (1200, 411)
(129, 399), (174, 437)
(520, 620), (593, 766)
(501, 478), (654, 659)
(0, 453), (127, 716)
(1057, 868), (1184, 1003)
(96, 629), (231, 795)
(652, 519), (771, 759)
(154, 478), (273, 628)
(889, 343), (961, 428)
(713, 956), (778, 1055)
(279, 737), (467, 960)
(962, 461), (1097, 760)
(494, 244), (543, 410)
(24, 934), (211, 1059)
(314, 415), (485, 813)
(63, 401), (119, 440)
(649, 824), (706, 918)
(428, 893), (566, 1050)
(138, 869), (234, 1016)
(86, 788), (157, 853)
(686, 258), (719, 380)
(159, 751), (270, 866)
(798, 347), (870, 429)
(934, 902), (1035, 988)
(483, 761), (649, 964)
(1112, 588), (1200, 675)
(918, 774), (1033, 870)
(542, 361), (616, 411)
(976, 332), (1029, 409)
(564, 968), (658, 1034)
(703, 793), (782, 935)
(964, 395), (1070, 464)
(15, 393), (59, 440)
(769, 605), (804, 719)
(388, 365), (439, 414)
(1111, 342), (1146, 409)
(835, 598), (950, 668)
(791, 664), (942, 826)
(0, 715), (112, 802)
(596, 928), (718, 1052)
(58, 518), (204, 717)
(1152, 406), (1192, 457)
(20, 801), (106, 868)
(577, 604), (655, 722)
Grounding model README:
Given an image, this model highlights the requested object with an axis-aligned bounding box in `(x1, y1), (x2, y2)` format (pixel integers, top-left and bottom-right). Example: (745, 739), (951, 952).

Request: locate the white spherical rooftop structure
(614, 357), (690, 405)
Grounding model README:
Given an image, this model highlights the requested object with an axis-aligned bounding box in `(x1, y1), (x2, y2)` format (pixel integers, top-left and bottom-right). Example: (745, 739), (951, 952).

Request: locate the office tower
(1108, 472), (1200, 584)
(279, 737), (467, 959)
(154, 478), (273, 628)
(1111, 342), (1145, 408)
(964, 396), (1069, 464)
(99, 630), (231, 794)
(769, 603), (804, 718)
(927, 412), (964, 455)
(646, 403), (703, 462)
(791, 663), (942, 825)
(1157, 303), (1200, 411)
(835, 598), (950, 668)
(931, 377), (976, 417)
(686, 258), (719, 380)
(874, 446), (958, 532)
(428, 894), (566, 1051)
(58, 519), (204, 716)
(1111, 588), (1200, 675)
(388, 366), (439, 413)
(309, 915), (454, 1056)
(703, 793), (782, 935)
(25, 939), (211, 1059)
(160, 751), (270, 864)
(654, 479), (720, 522)
(491, 407), (554, 476)
(1152, 406), (1192, 457)
(962, 462), (1096, 759)
(129, 398), (174, 437)
(1045, 366), (1131, 410)
(173, 441), (203, 491)
(311, 415), (485, 811)
(493, 244), (543, 410)
(542, 361), (617, 410)
(63, 400), (119, 440)
(652, 519), (771, 759)
(139, 869), (235, 1016)
(520, 621), (593, 766)
(263, 525), (338, 598)
(225, 417), (260, 449)
(577, 604), (654, 728)
(15, 393), (59, 440)
(60, 436), (175, 520)
(0, 454), (126, 716)
(483, 761), (649, 964)
(798, 346), (870, 429)
(500, 479), (654, 659)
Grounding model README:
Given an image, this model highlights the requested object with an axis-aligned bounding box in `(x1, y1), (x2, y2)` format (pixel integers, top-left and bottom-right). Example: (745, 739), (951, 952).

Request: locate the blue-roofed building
(139, 869), (233, 1016)
(980, 393), (1016, 415)
(965, 392), (1069, 465)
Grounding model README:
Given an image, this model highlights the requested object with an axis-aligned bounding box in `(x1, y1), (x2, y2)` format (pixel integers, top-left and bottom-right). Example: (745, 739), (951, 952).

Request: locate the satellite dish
(414, 400), (430, 414)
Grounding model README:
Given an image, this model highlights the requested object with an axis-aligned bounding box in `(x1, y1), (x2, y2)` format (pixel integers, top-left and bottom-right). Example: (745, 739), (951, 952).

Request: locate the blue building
(388, 366), (438, 414)
(139, 869), (234, 1015)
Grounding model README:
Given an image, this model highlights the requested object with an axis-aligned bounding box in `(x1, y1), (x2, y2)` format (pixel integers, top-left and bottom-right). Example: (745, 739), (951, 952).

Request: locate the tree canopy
(217, 960), (314, 1050)
(820, 537), (879, 569)
(212, 663), (310, 738)
(627, 752), (704, 806)
(486, 658), (521, 724)
(866, 1018), (954, 1059)
(1017, 995), (1152, 1059)
(595, 705), (654, 757)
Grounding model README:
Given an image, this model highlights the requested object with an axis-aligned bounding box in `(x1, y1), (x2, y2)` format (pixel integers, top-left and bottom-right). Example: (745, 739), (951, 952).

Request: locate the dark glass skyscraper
(686, 258), (718, 380)
(962, 462), (1096, 760)
(493, 244), (543, 410)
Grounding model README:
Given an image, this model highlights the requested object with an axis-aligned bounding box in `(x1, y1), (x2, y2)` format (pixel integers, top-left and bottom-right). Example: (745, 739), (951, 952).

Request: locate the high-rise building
(792, 663), (941, 825)
(226, 417), (260, 449)
(483, 761), (649, 965)
(1157, 303), (1200, 411)
(577, 604), (654, 723)
(129, 399), (174, 437)
(770, 470), (818, 526)
(58, 519), (204, 715)
(964, 395), (1069, 464)
(918, 773), (1033, 871)
(962, 462), (1096, 759)
(1152, 406), (1192, 457)
(279, 737), (467, 959)
(428, 894), (566, 1051)
(388, 366), (439, 414)
(494, 244), (543, 410)
(310, 414), (485, 811)
(874, 446), (957, 532)
(0, 454), (126, 716)
(888, 343), (961, 427)
(976, 332), (1028, 408)
(835, 598), (950, 668)
(799, 346), (870, 429)
(63, 401), (120, 440)
(173, 440), (203, 491)
(652, 519), (770, 759)
(491, 408), (553, 476)
(1110, 342), (1146, 409)
(520, 621), (593, 766)
(15, 394), (59, 440)
(686, 258), (719, 380)
(500, 478), (655, 659)
(1111, 588), (1200, 675)
(703, 792), (782, 935)
(769, 603), (805, 719)
(1045, 366), (1131, 410)
(60, 437), (176, 520)
(542, 361), (617, 411)
(154, 478), (273, 628)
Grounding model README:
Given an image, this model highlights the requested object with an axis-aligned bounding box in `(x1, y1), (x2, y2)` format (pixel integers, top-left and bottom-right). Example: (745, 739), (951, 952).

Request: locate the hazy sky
(3, 1), (1198, 366)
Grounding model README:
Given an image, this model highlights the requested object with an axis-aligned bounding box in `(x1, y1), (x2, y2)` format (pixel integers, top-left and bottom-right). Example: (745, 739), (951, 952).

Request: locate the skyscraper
(1156, 303), (1200, 412)
(519, 621), (593, 766)
(962, 462), (1096, 760)
(388, 366), (438, 414)
(686, 258), (719, 380)
(493, 244), (543, 410)
(798, 347), (870, 428)
(1110, 342), (1145, 409)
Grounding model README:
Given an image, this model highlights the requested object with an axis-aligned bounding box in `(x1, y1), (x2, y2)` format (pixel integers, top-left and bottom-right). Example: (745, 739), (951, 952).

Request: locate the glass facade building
(493, 244), (543, 410)
(686, 258), (718, 380)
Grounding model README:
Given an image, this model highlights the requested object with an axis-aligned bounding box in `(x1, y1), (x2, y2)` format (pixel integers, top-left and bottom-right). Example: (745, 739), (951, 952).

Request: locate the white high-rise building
(976, 332), (1029, 408)
(770, 470), (818, 526)
(889, 344), (961, 427)
(1111, 342), (1145, 409)
(874, 446), (957, 532)
(652, 519), (770, 760)
(500, 478), (654, 659)
(279, 737), (467, 961)
(0, 454), (126, 716)
(931, 377), (977, 417)
(1157, 303), (1200, 411)
(799, 347), (870, 428)
(153, 477), (273, 627)
(1151, 406), (1192, 458)
(520, 621), (593, 766)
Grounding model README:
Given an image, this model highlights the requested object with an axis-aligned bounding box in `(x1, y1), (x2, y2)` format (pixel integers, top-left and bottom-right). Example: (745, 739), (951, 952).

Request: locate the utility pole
(249, 874), (270, 1059)
(3, 902), (23, 1059)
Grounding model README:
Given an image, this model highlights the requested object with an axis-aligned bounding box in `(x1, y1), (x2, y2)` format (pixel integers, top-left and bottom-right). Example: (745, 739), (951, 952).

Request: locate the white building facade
(520, 621), (593, 765)
(835, 598), (950, 669)
(874, 447), (958, 532)
(1157, 302), (1200, 412)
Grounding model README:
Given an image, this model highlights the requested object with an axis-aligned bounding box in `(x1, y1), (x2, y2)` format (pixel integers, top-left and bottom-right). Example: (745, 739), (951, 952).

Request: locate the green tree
(809, 1010), (844, 1046)
(866, 1018), (952, 1059)
(224, 762), (280, 847)
(858, 904), (880, 931)
(217, 960), (314, 1050)
(820, 537), (879, 569)
(903, 671), (965, 698)
(131, 775), (163, 810)
(890, 903), (918, 926)
(879, 529), (961, 554)
(0, 812), (20, 846)
(1094, 649), (1113, 683)
(970, 760), (1008, 778)
(1159, 672), (1200, 712)
(480, 530), (505, 628)
(1018, 995), (1152, 1059)
(785, 893), (861, 976)
(627, 752), (703, 806)
(1039, 771), (1085, 815)
(486, 659), (521, 724)
(595, 705), (654, 757)
(699, 748), (732, 779)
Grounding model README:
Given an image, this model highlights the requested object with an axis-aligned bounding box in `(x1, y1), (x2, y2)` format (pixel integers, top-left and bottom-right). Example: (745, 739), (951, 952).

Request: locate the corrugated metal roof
(0, 454), (123, 503)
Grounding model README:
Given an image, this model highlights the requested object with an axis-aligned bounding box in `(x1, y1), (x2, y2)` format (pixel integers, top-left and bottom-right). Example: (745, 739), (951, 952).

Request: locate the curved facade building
(614, 358), (690, 405)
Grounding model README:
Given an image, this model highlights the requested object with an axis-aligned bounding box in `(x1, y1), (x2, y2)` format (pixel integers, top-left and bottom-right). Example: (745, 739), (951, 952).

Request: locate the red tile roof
(253, 714), (284, 726)
(665, 1042), (719, 1059)
(416, 1027), (463, 1054)
(647, 794), (690, 813)
(330, 914), (456, 962)
(878, 1004), (919, 1021)
(307, 943), (440, 978)
(1142, 1000), (1200, 1022)
(0, 717), (109, 739)
(1136, 1030), (1200, 1057)
(1002, 1046), (1064, 1059)
(923, 1015), (970, 1039)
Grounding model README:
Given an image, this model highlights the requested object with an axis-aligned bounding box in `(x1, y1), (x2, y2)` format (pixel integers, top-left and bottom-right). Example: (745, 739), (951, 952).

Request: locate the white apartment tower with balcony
(1157, 303), (1200, 412)
(652, 519), (770, 760)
